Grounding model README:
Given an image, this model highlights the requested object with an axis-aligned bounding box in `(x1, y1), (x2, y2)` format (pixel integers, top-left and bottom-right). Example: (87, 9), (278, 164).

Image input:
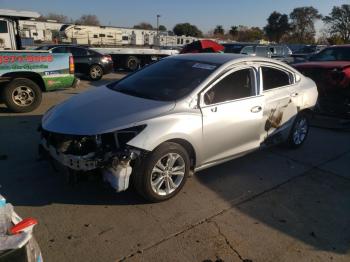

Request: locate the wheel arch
(2, 72), (46, 91)
(164, 138), (197, 171)
(298, 107), (314, 119)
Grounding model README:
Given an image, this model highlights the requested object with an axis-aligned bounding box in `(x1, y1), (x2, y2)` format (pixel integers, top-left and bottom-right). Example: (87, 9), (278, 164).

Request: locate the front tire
(286, 113), (309, 148)
(133, 142), (190, 202)
(3, 78), (42, 113)
(89, 65), (103, 81)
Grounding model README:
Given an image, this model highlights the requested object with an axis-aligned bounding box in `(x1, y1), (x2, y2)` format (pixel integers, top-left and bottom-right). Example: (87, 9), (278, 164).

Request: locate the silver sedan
(40, 54), (318, 202)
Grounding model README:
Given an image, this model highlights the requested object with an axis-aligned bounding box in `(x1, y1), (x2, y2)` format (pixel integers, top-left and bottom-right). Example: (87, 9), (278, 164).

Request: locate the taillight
(69, 56), (75, 74)
(102, 55), (112, 63)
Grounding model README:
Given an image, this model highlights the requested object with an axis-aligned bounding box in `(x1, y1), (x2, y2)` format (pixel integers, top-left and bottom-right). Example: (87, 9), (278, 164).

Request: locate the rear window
(70, 47), (88, 56)
(108, 58), (218, 101)
(52, 47), (69, 53)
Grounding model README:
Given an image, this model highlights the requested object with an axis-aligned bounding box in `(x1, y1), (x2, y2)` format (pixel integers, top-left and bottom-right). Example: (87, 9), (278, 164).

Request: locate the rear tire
(133, 142), (190, 202)
(286, 113), (309, 148)
(3, 78), (42, 113)
(126, 56), (140, 71)
(89, 65), (103, 81)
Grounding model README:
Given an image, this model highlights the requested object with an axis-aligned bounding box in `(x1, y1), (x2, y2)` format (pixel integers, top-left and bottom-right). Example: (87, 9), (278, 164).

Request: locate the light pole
(156, 14), (161, 36)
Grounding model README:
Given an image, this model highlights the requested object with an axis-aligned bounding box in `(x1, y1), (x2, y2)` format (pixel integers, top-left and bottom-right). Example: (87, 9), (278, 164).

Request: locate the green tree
(229, 26), (238, 39)
(323, 4), (350, 43)
(133, 22), (153, 30)
(236, 26), (264, 42)
(75, 14), (100, 26)
(173, 23), (202, 37)
(158, 25), (167, 31)
(289, 6), (322, 43)
(264, 11), (290, 43)
(214, 25), (225, 36)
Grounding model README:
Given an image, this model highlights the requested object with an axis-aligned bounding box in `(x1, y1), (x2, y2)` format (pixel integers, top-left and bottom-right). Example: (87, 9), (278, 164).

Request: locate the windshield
(108, 58), (218, 101)
(309, 47), (350, 62)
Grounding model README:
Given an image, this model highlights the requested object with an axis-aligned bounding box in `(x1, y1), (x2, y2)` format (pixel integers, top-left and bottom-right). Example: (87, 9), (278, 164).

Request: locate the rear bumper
(102, 62), (114, 74)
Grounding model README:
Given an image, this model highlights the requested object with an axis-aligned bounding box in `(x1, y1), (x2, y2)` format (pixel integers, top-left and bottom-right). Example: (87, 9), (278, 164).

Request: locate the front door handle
(251, 106), (262, 113)
(211, 107), (217, 112)
(290, 92), (298, 97)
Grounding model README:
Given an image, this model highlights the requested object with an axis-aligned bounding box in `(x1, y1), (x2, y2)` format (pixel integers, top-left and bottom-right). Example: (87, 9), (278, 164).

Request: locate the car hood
(294, 61), (350, 70)
(42, 86), (176, 135)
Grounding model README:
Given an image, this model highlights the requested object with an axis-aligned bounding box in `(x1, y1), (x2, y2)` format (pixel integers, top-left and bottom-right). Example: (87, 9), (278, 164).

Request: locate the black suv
(36, 45), (113, 81)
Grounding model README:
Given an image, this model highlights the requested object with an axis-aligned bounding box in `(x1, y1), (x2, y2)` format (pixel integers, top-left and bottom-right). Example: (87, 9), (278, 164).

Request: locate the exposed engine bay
(38, 126), (146, 192)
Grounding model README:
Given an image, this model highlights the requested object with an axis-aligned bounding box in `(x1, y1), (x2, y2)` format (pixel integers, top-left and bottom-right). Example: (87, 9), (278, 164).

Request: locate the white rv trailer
(60, 24), (160, 46)
(0, 9), (41, 49)
(18, 19), (64, 42)
(60, 24), (123, 46)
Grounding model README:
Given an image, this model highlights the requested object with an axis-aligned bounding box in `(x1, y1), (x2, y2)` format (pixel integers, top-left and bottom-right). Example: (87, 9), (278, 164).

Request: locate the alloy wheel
(293, 116), (308, 145)
(11, 86), (35, 107)
(150, 153), (186, 196)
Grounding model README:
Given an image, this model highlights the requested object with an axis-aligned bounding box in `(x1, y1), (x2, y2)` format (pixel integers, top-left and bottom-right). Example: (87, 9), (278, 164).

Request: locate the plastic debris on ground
(0, 194), (43, 262)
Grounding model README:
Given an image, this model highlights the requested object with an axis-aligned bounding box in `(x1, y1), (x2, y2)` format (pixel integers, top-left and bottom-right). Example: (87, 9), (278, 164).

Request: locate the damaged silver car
(39, 54), (318, 202)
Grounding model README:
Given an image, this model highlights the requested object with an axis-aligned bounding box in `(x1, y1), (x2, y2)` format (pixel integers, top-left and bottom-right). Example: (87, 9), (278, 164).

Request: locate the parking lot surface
(1, 73), (350, 262)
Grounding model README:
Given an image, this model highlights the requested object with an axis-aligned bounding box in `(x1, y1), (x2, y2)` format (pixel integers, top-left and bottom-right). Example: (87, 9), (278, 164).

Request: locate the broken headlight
(113, 125), (147, 149)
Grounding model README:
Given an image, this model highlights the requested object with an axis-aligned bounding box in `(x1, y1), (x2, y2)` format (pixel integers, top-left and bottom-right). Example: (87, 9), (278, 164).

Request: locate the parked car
(39, 54), (318, 202)
(291, 45), (327, 62)
(293, 45), (350, 118)
(180, 40), (224, 53)
(222, 42), (257, 54)
(240, 45), (293, 63)
(36, 45), (113, 81)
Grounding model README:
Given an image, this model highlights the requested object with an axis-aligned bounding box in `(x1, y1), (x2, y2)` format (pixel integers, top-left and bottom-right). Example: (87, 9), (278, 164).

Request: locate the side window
(0, 21), (8, 33)
(205, 69), (255, 105)
(70, 47), (88, 56)
(261, 67), (291, 91)
(241, 46), (254, 55)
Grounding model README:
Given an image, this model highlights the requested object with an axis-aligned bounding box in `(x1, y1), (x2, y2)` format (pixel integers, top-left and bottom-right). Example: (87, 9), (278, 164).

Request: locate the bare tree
(39, 13), (70, 23)
(75, 14), (100, 26)
(133, 22), (153, 30)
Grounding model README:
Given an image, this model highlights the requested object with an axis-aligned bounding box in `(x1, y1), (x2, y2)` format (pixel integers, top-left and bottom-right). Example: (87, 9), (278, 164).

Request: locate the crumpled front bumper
(40, 137), (101, 171)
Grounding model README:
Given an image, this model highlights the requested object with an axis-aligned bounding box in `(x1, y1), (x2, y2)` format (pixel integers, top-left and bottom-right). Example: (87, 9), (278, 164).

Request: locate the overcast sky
(0, 0), (348, 32)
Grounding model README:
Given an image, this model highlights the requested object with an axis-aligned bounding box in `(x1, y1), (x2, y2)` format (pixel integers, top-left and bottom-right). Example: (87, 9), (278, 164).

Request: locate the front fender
(127, 112), (203, 155)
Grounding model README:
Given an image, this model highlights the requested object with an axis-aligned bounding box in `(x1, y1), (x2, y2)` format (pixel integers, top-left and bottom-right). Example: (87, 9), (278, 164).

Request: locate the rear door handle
(211, 107), (217, 112)
(290, 92), (298, 97)
(251, 106), (262, 113)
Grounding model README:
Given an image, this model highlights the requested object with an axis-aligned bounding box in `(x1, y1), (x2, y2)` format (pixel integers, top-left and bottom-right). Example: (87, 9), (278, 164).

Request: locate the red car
(293, 45), (350, 118)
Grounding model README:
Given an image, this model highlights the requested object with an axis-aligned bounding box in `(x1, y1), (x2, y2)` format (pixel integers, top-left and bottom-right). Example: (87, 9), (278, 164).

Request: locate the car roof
(169, 53), (248, 65)
(167, 53), (299, 72)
